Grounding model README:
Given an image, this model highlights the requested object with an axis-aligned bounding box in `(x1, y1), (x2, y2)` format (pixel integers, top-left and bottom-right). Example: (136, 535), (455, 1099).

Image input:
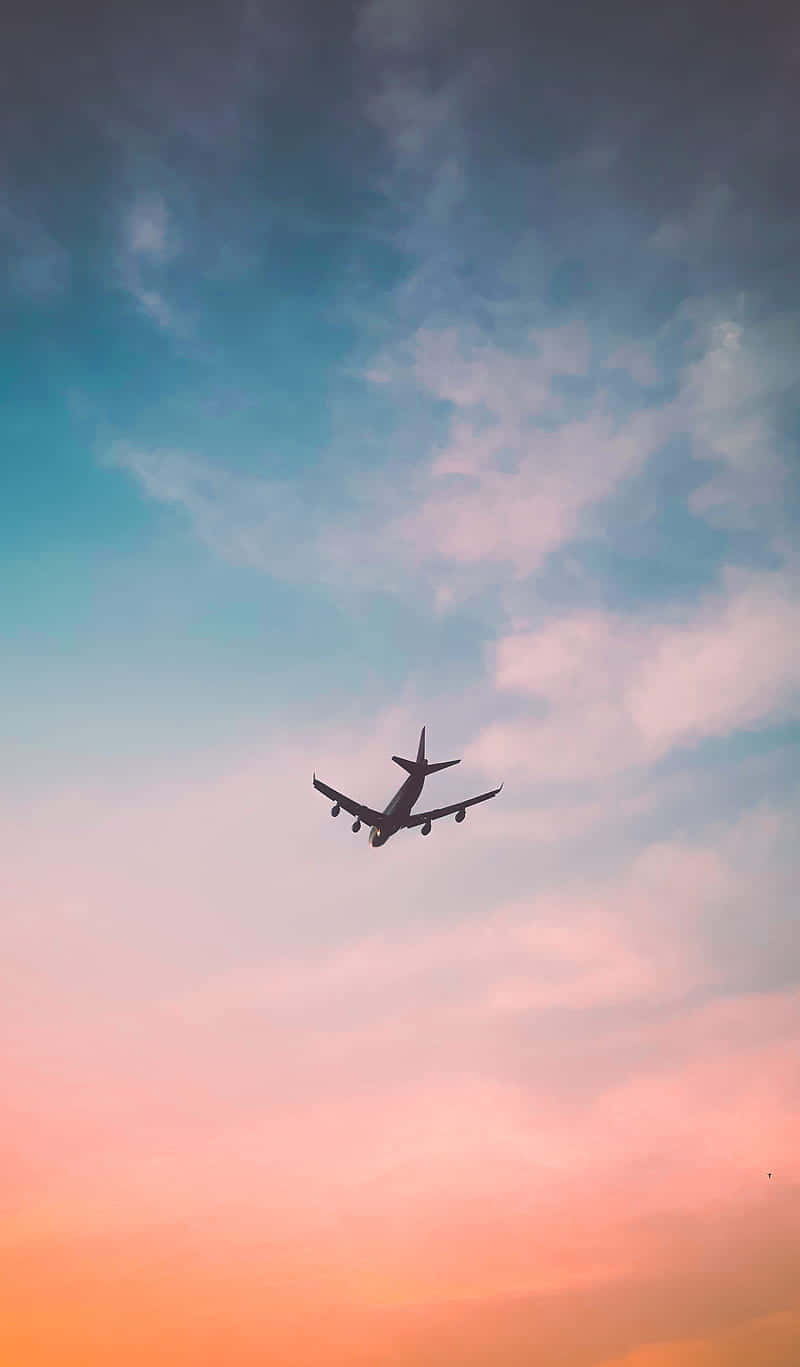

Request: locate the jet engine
(352, 819), (361, 832)
(455, 808), (466, 823)
(421, 820), (432, 836)
(331, 803), (340, 817)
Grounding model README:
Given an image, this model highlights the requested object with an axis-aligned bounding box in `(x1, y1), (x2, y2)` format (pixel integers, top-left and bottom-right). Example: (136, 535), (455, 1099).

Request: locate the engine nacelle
(331, 803), (340, 817)
(421, 820), (432, 836)
(455, 808), (466, 823)
(352, 818), (361, 832)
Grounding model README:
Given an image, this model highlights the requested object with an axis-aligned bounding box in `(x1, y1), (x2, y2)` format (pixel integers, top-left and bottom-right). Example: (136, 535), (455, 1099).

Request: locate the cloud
(105, 294), (797, 628)
(170, 884), (681, 1028)
(679, 310), (799, 533)
(125, 193), (175, 262)
(349, 296), (795, 597)
(629, 569), (799, 747)
(126, 285), (179, 332)
(330, 322), (673, 594)
(356, 0), (454, 54)
(401, 410), (658, 580)
(0, 193), (69, 298)
(470, 565), (800, 781)
(116, 193), (185, 335)
(3, 719), (798, 1361)
(649, 181), (735, 257)
(607, 341), (660, 387)
(367, 76), (464, 175)
(106, 318), (650, 592)
(104, 444), (312, 572)
(167, 800), (798, 1036)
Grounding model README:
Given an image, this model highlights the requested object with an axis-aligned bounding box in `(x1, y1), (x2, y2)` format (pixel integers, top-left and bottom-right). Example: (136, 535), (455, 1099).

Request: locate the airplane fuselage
(369, 770), (425, 847)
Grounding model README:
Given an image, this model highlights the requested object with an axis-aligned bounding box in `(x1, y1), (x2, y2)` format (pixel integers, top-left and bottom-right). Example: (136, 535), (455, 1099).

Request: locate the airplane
(312, 726), (503, 848)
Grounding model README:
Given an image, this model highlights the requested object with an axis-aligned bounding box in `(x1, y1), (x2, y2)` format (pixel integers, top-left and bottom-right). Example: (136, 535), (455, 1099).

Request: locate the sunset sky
(2, 1), (799, 1363)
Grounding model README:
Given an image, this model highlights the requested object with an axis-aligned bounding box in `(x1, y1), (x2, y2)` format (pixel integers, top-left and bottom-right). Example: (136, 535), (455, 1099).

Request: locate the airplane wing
(406, 784), (503, 827)
(312, 775), (384, 826)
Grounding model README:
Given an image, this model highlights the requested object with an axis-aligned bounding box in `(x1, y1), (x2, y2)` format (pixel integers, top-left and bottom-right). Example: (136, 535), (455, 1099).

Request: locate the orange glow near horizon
(3, 757), (799, 1365)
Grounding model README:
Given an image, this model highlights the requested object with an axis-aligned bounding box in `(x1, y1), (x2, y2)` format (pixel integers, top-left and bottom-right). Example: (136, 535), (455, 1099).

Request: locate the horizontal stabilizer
(393, 755), (461, 775)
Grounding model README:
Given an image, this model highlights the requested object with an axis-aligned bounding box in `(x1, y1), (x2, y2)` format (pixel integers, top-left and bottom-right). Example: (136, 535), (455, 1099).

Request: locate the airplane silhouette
(313, 726), (502, 848)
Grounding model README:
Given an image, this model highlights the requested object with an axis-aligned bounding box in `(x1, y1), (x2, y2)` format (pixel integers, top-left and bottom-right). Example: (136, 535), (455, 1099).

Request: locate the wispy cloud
(356, 0), (453, 55)
(104, 443), (313, 573)
(1, 193), (69, 297)
(115, 192), (185, 336)
(125, 193), (176, 263)
(679, 310), (799, 533)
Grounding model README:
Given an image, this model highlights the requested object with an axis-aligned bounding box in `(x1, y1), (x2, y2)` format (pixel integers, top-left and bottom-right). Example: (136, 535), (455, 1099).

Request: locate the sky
(2, 0), (799, 1362)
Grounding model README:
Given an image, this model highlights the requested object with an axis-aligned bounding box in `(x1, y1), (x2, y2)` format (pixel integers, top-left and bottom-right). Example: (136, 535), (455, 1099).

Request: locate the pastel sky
(2, 1), (799, 1363)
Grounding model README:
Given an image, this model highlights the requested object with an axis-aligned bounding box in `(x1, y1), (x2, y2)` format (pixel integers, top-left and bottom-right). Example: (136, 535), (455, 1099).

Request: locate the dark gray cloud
(3, 0), (797, 344)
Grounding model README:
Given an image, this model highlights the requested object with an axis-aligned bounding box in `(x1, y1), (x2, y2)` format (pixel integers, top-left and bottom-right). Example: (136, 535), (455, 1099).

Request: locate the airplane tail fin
(393, 727), (461, 776)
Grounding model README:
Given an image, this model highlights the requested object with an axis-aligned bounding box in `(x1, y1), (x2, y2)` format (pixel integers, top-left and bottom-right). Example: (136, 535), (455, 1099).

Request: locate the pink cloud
(413, 322), (590, 411)
(161, 806), (777, 1033)
(370, 324), (672, 580)
(3, 719), (798, 1363)
(630, 567), (800, 748)
(471, 566), (800, 780)
(107, 301), (794, 622)
(344, 308), (795, 602)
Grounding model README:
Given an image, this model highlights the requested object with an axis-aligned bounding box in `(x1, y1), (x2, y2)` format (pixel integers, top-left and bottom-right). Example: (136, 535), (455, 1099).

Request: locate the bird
(767, 1171), (772, 1180)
